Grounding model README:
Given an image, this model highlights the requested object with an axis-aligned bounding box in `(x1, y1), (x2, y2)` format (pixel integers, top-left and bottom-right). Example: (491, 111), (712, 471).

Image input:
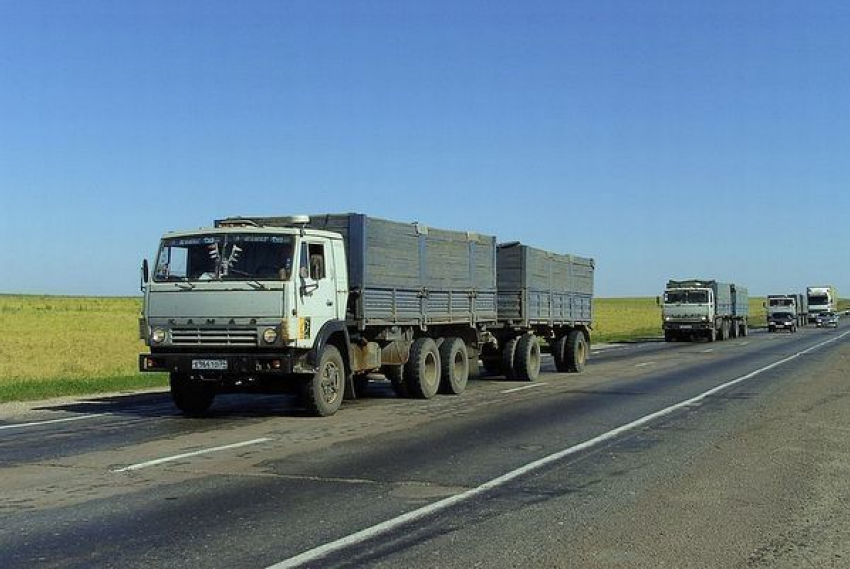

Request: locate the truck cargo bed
(242, 213), (498, 328)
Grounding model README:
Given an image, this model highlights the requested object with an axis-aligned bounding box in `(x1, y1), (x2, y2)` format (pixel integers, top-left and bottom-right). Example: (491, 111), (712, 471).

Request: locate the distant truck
(806, 286), (838, 323)
(138, 214), (593, 416)
(766, 294), (804, 333)
(661, 279), (749, 342)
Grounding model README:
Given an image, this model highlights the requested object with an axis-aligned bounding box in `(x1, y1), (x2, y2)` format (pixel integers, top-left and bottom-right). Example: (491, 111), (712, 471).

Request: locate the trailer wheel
(301, 345), (345, 416)
(514, 334), (541, 381)
(170, 373), (215, 415)
(565, 330), (588, 373)
(404, 337), (440, 399)
(552, 335), (569, 371)
(707, 328), (717, 342)
(729, 321), (739, 339)
(741, 323), (749, 337)
(438, 337), (469, 395)
(502, 336), (520, 380)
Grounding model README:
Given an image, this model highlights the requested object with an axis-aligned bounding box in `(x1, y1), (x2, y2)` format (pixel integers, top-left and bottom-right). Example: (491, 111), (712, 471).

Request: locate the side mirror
(140, 259), (149, 292)
(299, 266), (309, 279)
(655, 296), (661, 306)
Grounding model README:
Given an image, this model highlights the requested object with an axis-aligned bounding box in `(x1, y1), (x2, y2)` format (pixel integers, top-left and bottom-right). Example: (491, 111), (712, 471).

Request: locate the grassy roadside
(0, 294), (837, 403)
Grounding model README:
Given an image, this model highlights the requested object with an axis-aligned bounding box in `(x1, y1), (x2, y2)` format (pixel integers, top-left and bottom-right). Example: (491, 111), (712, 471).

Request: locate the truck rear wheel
(301, 345), (345, 416)
(170, 373), (215, 416)
(664, 331), (675, 342)
(552, 335), (569, 371)
(502, 336), (520, 380)
(404, 337), (440, 399)
(439, 337), (469, 395)
(514, 334), (541, 381)
(565, 330), (588, 373)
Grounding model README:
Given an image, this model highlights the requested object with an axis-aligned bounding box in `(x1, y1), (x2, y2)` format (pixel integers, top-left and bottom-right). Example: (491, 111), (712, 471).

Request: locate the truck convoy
(661, 279), (749, 342)
(806, 286), (838, 323)
(766, 294), (806, 333)
(139, 214), (594, 416)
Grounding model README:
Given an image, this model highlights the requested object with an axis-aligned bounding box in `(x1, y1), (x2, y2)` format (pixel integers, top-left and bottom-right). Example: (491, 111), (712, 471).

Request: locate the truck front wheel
(301, 345), (345, 416)
(565, 330), (588, 373)
(404, 337), (440, 399)
(170, 373), (215, 416)
(439, 337), (469, 395)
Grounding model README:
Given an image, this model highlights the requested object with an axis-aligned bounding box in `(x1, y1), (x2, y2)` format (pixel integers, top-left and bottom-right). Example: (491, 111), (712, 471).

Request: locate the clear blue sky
(1, 1), (848, 297)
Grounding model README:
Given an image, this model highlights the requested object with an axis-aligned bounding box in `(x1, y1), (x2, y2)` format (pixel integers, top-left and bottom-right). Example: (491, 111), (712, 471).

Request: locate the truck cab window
(300, 243), (326, 280)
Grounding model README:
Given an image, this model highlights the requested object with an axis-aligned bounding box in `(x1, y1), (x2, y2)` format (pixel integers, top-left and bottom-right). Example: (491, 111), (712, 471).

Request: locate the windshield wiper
(174, 281), (195, 290)
(246, 280), (267, 290)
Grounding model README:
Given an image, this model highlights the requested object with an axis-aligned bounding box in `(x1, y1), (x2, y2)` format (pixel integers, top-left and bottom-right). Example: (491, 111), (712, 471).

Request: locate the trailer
(138, 213), (594, 416)
(483, 242), (594, 379)
(661, 279), (748, 342)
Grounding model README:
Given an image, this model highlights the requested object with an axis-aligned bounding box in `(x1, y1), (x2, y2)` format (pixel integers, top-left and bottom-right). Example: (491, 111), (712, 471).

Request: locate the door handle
(326, 300), (333, 306)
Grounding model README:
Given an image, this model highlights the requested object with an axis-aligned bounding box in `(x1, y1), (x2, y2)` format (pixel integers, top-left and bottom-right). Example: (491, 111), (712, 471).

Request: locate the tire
(730, 320), (739, 339)
(719, 321), (728, 341)
(565, 330), (588, 373)
(438, 337), (469, 395)
(741, 323), (749, 337)
(301, 345), (345, 416)
(514, 334), (541, 381)
(707, 328), (717, 342)
(501, 336), (520, 379)
(404, 337), (441, 399)
(552, 335), (569, 371)
(170, 373), (215, 416)
(383, 365), (409, 398)
(664, 331), (675, 343)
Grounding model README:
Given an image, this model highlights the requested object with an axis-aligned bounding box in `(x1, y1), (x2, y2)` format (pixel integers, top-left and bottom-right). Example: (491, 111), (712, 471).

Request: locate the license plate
(192, 359), (228, 371)
(679, 325), (693, 329)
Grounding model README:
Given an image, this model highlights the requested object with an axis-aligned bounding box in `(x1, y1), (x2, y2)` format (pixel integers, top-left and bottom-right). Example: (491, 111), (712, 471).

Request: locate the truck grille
(170, 327), (258, 346)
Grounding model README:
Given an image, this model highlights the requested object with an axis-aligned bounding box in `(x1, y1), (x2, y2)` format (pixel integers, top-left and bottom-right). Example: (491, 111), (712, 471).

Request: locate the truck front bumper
(663, 321), (711, 331)
(139, 351), (314, 376)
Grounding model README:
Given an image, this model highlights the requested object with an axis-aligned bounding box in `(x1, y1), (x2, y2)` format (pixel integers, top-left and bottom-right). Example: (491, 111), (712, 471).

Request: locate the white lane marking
(701, 349), (714, 353)
(501, 383), (548, 394)
(738, 342), (751, 346)
(0, 414), (98, 431)
(635, 362), (656, 368)
(266, 330), (850, 569)
(113, 438), (273, 472)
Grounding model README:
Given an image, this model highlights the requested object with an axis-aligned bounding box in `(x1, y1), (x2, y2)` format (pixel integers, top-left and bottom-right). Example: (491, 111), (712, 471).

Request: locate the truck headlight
(262, 328), (278, 344)
(151, 328), (168, 344)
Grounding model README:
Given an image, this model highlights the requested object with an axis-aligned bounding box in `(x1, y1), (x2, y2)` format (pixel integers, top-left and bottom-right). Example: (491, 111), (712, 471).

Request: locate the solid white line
(501, 383), (548, 394)
(113, 438), (273, 472)
(635, 362), (656, 368)
(0, 414), (97, 431)
(266, 330), (850, 569)
(701, 349), (714, 353)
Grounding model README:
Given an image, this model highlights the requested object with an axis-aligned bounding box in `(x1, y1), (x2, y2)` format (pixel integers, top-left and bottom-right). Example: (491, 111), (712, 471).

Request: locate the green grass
(0, 293), (842, 403)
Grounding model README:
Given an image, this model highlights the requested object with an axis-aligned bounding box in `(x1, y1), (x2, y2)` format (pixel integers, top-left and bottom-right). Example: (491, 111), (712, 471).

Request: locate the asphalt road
(2, 324), (849, 569)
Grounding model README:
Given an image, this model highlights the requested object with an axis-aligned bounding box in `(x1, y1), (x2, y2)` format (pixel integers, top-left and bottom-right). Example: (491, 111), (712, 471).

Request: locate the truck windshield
(154, 234), (295, 282)
(769, 299), (792, 307)
(665, 290), (709, 304)
(808, 295), (828, 304)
